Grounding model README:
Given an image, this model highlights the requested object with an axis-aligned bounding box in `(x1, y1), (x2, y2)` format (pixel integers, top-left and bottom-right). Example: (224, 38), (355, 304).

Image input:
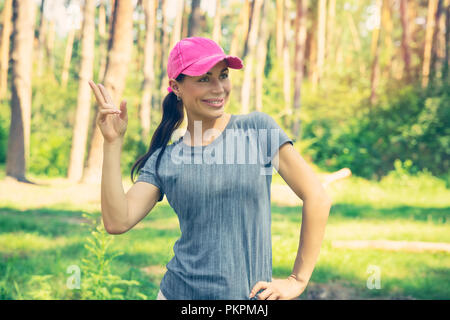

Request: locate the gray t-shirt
(136, 111), (293, 300)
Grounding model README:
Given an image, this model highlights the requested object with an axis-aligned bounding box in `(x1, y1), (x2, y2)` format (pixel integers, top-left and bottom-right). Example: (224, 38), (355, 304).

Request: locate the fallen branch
(331, 240), (450, 253)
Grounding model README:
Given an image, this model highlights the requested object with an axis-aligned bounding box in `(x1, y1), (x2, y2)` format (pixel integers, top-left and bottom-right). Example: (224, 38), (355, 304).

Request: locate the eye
(199, 73), (229, 82)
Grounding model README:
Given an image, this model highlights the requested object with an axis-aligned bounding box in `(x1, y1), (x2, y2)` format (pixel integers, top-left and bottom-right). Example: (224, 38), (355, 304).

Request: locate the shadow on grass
(271, 203), (449, 224)
(0, 206), (89, 237)
(1, 202), (448, 299)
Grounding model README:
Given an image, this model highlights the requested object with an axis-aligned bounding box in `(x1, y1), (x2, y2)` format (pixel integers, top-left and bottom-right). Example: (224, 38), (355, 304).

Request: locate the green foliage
(25, 275), (55, 300)
(301, 81), (449, 181)
(79, 212), (147, 300)
(28, 73), (78, 176)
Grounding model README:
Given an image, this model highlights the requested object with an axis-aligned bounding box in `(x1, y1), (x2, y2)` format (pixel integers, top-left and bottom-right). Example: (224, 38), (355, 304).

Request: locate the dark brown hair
(130, 73), (186, 184)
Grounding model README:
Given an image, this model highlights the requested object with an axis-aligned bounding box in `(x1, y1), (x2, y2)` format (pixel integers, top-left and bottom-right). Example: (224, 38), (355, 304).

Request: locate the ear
(168, 79), (180, 94)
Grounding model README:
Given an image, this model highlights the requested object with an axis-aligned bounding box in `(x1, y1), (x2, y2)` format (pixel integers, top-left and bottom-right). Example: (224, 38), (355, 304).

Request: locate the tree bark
(97, 0), (107, 82)
(229, 0), (249, 58)
(283, 0), (292, 113)
(83, 0), (133, 184)
(46, 19), (55, 79)
(6, 0), (36, 182)
(0, 0), (13, 100)
(36, 0), (46, 77)
(188, 0), (201, 37)
(67, 0), (96, 183)
(181, 0), (189, 39)
(61, 28), (76, 88)
(316, 0), (326, 83)
(170, 0), (184, 49)
(276, 0), (284, 60)
(443, 0), (450, 81)
(158, 0), (169, 98)
(429, 0), (444, 87)
(255, 0), (270, 112)
(292, 0), (308, 140)
(370, 0), (382, 106)
(240, 0), (263, 114)
(400, 0), (412, 83)
(140, 0), (157, 143)
(212, 0), (221, 45)
(422, 0), (438, 88)
(326, 0), (335, 63)
(346, 11), (365, 76)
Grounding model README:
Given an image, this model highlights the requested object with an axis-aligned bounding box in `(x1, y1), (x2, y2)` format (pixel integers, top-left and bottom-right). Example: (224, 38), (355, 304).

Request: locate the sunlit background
(0, 0), (448, 300)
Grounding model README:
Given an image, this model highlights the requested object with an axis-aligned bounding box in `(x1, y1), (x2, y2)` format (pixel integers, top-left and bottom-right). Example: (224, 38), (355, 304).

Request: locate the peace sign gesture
(88, 80), (128, 143)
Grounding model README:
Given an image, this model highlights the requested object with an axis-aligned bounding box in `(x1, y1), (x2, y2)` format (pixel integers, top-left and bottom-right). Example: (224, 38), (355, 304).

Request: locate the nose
(210, 78), (226, 94)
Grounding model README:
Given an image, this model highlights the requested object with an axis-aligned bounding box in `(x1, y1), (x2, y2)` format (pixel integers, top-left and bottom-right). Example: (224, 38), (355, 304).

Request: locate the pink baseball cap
(167, 37), (244, 93)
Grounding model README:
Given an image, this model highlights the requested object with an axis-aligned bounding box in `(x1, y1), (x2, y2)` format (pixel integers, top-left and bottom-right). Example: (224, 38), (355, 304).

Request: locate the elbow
(305, 194), (332, 218)
(103, 220), (128, 235)
(306, 192), (333, 206)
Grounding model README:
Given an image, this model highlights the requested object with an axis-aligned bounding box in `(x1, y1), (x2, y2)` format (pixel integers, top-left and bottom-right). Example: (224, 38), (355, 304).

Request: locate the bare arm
(275, 143), (332, 283)
(101, 132), (162, 234)
(250, 143), (332, 300)
(89, 80), (161, 234)
(101, 139), (128, 234)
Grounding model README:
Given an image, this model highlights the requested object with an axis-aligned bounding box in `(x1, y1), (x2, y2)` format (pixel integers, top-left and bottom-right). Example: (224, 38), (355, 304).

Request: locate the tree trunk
(188, 0), (201, 37)
(97, 0), (107, 82)
(400, 0), (412, 83)
(140, 0), (157, 144)
(158, 0), (169, 98)
(0, 0), (13, 100)
(135, 1), (144, 74)
(292, 0), (308, 140)
(181, 0), (189, 39)
(308, 16), (317, 91)
(242, 0), (255, 60)
(255, 0), (270, 112)
(230, 0), (249, 58)
(61, 28), (76, 88)
(240, 0), (263, 114)
(443, 0), (449, 80)
(381, 0), (393, 80)
(370, 0), (382, 106)
(276, 0), (284, 60)
(170, 0), (184, 49)
(326, 0), (335, 63)
(422, 0), (438, 88)
(283, 0), (292, 113)
(346, 11), (365, 76)
(429, 0), (444, 87)
(6, 0), (36, 182)
(36, 0), (46, 77)
(83, 0), (133, 184)
(212, 0), (221, 45)
(316, 0), (326, 83)
(46, 19), (55, 78)
(67, 0), (96, 183)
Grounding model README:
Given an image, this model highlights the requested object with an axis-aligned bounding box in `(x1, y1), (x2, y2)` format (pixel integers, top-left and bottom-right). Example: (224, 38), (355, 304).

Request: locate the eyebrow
(205, 67), (229, 75)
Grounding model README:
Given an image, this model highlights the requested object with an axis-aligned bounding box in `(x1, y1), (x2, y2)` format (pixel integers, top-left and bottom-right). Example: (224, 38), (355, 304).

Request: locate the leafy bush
(302, 81), (449, 181)
(79, 212), (147, 300)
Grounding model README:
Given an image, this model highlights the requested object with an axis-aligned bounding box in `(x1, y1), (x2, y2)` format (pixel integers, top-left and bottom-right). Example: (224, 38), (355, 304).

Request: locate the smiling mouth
(202, 98), (225, 107)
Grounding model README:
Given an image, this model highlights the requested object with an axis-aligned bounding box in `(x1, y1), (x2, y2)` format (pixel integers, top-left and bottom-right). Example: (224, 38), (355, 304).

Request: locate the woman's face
(171, 60), (231, 120)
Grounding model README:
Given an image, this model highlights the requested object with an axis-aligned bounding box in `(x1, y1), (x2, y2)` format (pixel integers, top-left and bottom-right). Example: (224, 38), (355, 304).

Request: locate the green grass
(0, 168), (449, 300)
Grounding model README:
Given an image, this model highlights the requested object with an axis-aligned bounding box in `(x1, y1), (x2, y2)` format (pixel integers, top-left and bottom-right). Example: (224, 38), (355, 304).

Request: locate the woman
(89, 37), (332, 300)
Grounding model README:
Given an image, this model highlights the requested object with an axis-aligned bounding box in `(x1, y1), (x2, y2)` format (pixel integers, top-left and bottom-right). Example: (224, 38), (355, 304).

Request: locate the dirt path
(0, 176), (300, 208)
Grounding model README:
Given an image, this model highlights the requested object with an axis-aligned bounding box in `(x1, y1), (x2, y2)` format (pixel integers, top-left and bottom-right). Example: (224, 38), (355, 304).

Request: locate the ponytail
(131, 74), (186, 184)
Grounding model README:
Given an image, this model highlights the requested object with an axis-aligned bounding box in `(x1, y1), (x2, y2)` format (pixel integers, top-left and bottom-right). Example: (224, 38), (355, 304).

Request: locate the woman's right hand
(89, 80), (128, 143)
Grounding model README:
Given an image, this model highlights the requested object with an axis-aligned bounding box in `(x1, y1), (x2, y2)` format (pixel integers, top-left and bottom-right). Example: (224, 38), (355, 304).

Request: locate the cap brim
(182, 54), (243, 77)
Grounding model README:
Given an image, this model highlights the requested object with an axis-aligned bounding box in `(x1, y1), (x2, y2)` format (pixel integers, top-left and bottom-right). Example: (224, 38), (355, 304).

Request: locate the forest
(0, 0), (448, 301)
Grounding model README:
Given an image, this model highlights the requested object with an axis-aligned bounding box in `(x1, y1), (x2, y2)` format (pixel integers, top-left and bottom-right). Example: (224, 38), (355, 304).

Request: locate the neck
(183, 112), (230, 146)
